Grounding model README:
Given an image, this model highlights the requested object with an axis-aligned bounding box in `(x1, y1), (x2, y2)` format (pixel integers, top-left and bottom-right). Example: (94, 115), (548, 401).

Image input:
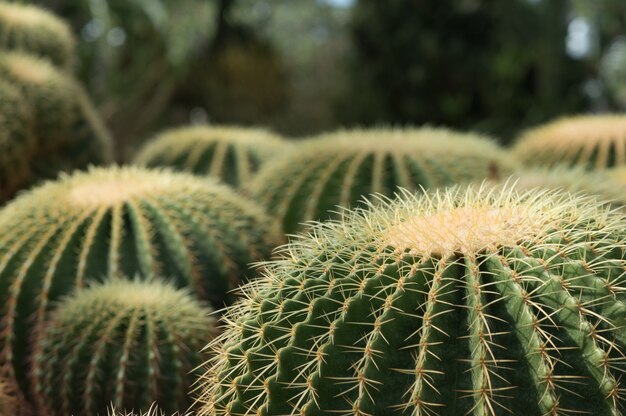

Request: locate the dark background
(34, 0), (626, 160)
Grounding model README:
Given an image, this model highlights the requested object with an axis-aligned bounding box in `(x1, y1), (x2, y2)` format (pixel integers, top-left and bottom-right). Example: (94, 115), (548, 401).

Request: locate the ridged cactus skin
(514, 115), (626, 170)
(247, 128), (518, 233)
(0, 166), (281, 397)
(134, 126), (285, 188)
(199, 186), (626, 415)
(32, 280), (215, 416)
(504, 166), (626, 208)
(0, 2), (75, 70)
(0, 79), (36, 202)
(0, 53), (112, 180)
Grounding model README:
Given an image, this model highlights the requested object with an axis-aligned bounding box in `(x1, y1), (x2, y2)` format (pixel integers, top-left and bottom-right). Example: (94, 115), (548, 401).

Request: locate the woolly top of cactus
(1, 53), (59, 85)
(9, 166), (230, 210)
(144, 125), (283, 147)
(0, 3), (73, 38)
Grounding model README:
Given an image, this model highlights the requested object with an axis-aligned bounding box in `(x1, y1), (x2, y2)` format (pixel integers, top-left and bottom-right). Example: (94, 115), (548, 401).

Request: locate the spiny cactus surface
(0, 53), (112, 180)
(108, 404), (192, 416)
(0, 79), (36, 203)
(134, 126), (285, 188)
(199, 185), (626, 416)
(248, 127), (517, 233)
(514, 115), (626, 169)
(0, 2), (75, 70)
(502, 166), (626, 208)
(0, 166), (280, 397)
(33, 280), (215, 416)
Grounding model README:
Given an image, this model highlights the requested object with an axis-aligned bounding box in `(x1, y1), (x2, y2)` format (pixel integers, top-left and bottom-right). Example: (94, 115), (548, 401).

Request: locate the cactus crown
(0, 3), (75, 69)
(248, 127), (517, 233)
(514, 115), (626, 169)
(134, 125), (284, 188)
(199, 185), (626, 415)
(33, 279), (215, 416)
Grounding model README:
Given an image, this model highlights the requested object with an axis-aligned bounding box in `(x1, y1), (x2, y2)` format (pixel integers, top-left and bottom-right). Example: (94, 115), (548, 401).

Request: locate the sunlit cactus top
(247, 127), (518, 233)
(514, 115), (626, 170)
(0, 2), (75, 69)
(135, 125), (285, 188)
(198, 185), (626, 416)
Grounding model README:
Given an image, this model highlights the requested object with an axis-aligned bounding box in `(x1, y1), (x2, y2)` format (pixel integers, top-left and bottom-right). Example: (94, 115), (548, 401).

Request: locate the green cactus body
(32, 280), (215, 416)
(0, 79), (36, 202)
(247, 128), (518, 234)
(503, 166), (626, 208)
(514, 115), (626, 170)
(0, 166), (281, 397)
(199, 185), (626, 415)
(0, 2), (75, 70)
(134, 126), (285, 188)
(108, 405), (192, 416)
(0, 53), (112, 177)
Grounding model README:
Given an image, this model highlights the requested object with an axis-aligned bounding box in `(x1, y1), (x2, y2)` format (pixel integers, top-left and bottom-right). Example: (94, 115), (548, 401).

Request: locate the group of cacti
(0, 2), (625, 416)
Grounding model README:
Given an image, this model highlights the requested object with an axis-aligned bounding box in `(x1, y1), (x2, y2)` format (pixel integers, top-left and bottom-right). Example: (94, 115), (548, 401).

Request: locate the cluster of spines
(198, 185), (626, 415)
(0, 2), (76, 70)
(32, 280), (215, 416)
(0, 166), (281, 399)
(247, 127), (518, 233)
(134, 125), (285, 188)
(514, 115), (626, 170)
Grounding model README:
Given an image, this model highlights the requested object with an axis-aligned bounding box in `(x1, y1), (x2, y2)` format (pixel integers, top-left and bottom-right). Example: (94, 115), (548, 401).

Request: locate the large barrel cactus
(134, 126), (285, 188)
(248, 128), (517, 233)
(0, 79), (36, 202)
(199, 185), (626, 415)
(0, 53), (112, 179)
(514, 115), (626, 170)
(0, 166), (281, 397)
(0, 2), (75, 70)
(32, 280), (215, 416)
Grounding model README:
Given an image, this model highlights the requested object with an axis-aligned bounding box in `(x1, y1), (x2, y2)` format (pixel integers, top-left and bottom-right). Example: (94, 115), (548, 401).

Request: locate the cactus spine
(0, 2), (75, 70)
(32, 279), (215, 416)
(0, 53), (112, 182)
(199, 185), (626, 415)
(134, 126), (285, 188)
(514, 115), (626, 170)
(0, 166), (281, 397)
(248, 127), (518, 233)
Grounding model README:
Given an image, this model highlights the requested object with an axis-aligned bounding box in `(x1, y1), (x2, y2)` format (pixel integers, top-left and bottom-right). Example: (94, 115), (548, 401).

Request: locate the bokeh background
(35, 0), (626, 160)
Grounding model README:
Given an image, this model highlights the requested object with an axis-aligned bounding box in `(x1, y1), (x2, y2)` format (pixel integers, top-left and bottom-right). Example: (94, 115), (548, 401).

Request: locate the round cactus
(32, 280), (216, 416)
(134, 126), (285, 188)
(514, 115), (626, 170)
(502, 166), (626, 208)
(0, 2), (75, 70)
(0, 79), (36, 202)
(0, 166), (281, 396)
(0, 53), (112, 179)
(199, 185), (626, 415)
(247, 127), (518, 234)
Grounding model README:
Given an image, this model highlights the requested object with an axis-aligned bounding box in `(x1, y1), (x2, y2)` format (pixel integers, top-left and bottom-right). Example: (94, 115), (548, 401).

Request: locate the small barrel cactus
(247, 127), (518, 233)
(514, 115), (626, 170)
(134, 125), (285, 188)
(502, 166), (626, 208)
(0, 52), (112, 179)
(199, 185), (626, 415)
(0, 2), (75, 70)
(0, 166), (281, 397)
(32, 280), (216, 416)
(0, 79), (36, 202)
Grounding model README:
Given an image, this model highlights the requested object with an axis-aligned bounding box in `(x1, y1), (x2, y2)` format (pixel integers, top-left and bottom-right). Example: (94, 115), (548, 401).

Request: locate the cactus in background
(134, 126), (285, 188)
(0, 377), (16, 415)
(514, 115), (626, 170)
(0, 79), (36, 203)
(199, 185), (626, 415)
(247, 127), (518, 233)
(0, 166), (281, 397)
(32, 280), (215, 416)
(0, 53), (112, 179)
(0, 2), (75, 70)
(502, 166), (626, 208)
